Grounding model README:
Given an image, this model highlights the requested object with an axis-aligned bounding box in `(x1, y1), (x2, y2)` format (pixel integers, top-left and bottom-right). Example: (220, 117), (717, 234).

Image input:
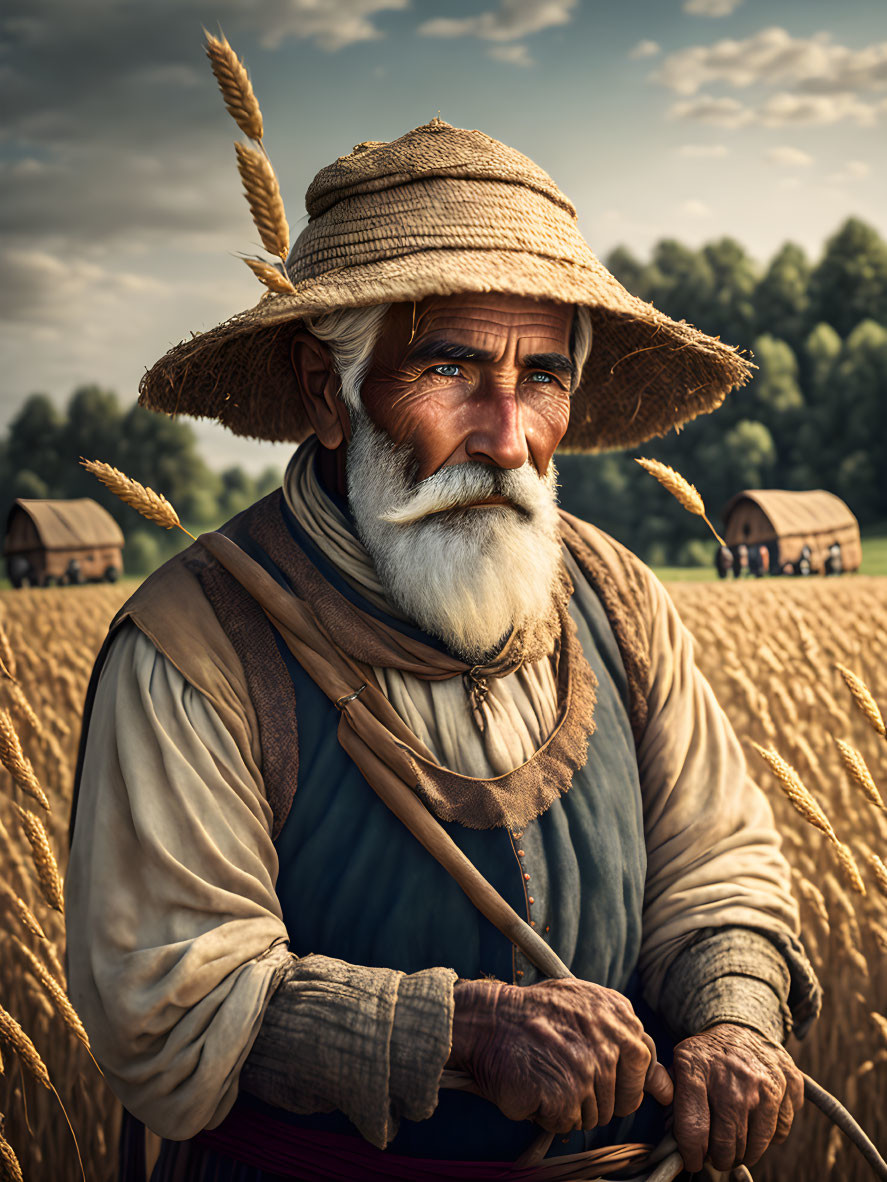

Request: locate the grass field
(1, 575), (886, 1179)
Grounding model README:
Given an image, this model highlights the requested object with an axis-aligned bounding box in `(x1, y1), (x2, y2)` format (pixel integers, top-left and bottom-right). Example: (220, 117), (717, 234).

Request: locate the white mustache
(379, 462), (548, 526)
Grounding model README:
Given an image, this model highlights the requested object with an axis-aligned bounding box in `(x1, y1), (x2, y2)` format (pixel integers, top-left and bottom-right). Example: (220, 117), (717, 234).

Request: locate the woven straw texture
(140, 118), (753, 451)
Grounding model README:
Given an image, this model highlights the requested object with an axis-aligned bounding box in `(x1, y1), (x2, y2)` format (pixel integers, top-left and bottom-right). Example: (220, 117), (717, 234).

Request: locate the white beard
(345, 405), (564, 663)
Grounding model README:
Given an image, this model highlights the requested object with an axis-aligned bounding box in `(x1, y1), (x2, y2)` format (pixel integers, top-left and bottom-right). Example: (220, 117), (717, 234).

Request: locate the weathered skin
(447, 978), (674, 1132)
(289, 291), (806, 1170)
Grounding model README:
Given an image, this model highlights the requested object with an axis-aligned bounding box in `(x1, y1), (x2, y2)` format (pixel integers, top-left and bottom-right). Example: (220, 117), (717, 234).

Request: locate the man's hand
(448, 978), (673, 1133)
(672, 1022), (805, 1172)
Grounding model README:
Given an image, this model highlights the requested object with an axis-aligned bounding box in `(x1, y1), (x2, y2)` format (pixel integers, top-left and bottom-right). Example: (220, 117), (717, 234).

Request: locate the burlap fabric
(140, 118), (752, 452)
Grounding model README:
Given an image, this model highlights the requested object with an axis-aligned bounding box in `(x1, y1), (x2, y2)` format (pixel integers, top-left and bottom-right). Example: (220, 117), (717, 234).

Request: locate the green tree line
(558, 216), (887, 565)
(0, 389), (280, 575)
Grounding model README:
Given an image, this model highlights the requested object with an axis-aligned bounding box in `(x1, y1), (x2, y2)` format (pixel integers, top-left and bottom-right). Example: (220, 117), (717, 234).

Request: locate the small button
(529, 920), (536, 927)
(524, 873), (531, 881)
(545, 925), (550, 933)
(517, 849), (525, 857)
(528, 896), (535, 904)
(516, 970), (524, 977)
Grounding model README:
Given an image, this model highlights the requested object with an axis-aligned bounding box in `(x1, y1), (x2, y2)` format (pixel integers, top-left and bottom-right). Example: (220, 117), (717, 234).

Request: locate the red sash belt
(194, 1103), (653, 1181)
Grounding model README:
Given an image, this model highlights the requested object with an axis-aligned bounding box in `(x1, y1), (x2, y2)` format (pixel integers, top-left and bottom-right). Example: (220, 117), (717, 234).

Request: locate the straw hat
(139, 117), (752, 451)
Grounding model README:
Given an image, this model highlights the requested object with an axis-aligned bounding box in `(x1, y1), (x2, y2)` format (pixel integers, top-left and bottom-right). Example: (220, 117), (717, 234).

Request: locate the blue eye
(528, 372), (553, 383)
(432, 364), (462, 377)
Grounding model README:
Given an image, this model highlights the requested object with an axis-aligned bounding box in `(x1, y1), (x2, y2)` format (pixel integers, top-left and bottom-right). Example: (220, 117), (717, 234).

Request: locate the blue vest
(224, 500), (671, 1162)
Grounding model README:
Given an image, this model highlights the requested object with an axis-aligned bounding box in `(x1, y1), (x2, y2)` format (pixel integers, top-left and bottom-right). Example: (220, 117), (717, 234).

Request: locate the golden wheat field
(1, 575), (886, 1181)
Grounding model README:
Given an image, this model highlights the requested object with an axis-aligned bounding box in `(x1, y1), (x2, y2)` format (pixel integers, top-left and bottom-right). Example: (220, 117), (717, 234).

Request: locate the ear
(290, 330), (351, 449)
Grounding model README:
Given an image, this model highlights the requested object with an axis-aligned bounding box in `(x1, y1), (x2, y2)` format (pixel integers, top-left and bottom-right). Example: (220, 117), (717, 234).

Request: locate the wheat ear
(0, 1117), (23, 1182)
(80, 459), (195, 540)
(14, 804), (64, 913)
(243, 257), (296, 295)
(204, 31), (263, 142)
(0, 619), (16, 680)
(7, 683), (42, 740)
(10, 938), (91, 1054)
(835, 663), (886, 738)
(635, 458), (727, 547)
(831, 841), (866, 895)
(0, 1006), (85, 1180)
(0, 1006), (51, 1090)
(750, 741), (838, 841)
(0, 708), (50, 811)
(835, 738), (886, 812)
(234, 142), (290, 261)
(2, 889), (66, 980)
(864, 849), (887, 899)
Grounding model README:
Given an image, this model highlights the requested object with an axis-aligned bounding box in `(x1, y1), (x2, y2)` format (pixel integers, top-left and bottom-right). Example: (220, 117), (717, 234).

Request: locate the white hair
(303, 303), (392, 410)
(305, 302), (593, 410)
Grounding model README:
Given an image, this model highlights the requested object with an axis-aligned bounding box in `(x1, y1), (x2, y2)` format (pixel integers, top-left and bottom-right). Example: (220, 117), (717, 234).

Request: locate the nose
(463, 388), (529, 471)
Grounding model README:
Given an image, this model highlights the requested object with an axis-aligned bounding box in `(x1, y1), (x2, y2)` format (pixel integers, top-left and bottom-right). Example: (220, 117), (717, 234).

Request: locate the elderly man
(67, 117), (819, 1181)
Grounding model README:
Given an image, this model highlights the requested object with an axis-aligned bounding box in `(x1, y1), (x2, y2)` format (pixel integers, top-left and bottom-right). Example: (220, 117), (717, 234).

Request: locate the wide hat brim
(139, 122), (753, 452)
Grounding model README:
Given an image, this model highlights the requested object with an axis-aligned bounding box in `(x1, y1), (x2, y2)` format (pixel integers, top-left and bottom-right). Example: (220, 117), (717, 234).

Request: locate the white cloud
(670, 90), (885, 128)
(0, 249), (168, 323)
(487, 43), (533, 66)
(258, 0), (410, 51)
(758, 91), (882, 126)
(764, 145), (814, 167)
(669, 95), (753, 127)
(676, 143), (728, 157)
(683, 0), (743, 15)
(653, 27), (887, 99)
(418, 0), (577, 42)
(629, 40), (660, 61)
(826, 160), (871, 184)
(679, 199), (712, 217)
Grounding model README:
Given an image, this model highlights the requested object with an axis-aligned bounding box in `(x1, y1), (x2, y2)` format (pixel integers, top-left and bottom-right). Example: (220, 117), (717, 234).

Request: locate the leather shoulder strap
(72, 494), (300, 844)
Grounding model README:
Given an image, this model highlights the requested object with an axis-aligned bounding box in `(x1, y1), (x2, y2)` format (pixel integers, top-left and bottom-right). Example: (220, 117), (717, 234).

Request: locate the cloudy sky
(2, 0), (884, 471)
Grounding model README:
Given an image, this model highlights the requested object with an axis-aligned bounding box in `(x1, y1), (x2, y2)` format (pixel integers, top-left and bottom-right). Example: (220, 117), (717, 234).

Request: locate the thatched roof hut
(722, 489), (861, 573)
(3, 498), (124, 587)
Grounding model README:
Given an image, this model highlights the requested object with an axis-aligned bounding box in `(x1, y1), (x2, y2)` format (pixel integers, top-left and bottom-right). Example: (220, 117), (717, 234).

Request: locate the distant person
(716, 544), (732, 579)
(748, 546), (761, 578)
(733, 543), (749, 578)
(758, 545), (770, 577)
(798, 545), (812, 577)
(825, 542), (843, 576)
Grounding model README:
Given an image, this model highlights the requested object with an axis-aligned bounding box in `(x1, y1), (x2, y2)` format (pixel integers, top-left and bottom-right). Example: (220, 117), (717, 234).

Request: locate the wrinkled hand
(672, 1022), (805, 1172)
(448, 978), (673, 1133)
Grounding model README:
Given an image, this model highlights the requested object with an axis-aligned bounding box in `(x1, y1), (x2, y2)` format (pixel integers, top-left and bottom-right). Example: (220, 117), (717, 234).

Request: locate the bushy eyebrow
(405, 338), (574, 377)
(522, 352), (574, 377)
(405, 338), (495, 364)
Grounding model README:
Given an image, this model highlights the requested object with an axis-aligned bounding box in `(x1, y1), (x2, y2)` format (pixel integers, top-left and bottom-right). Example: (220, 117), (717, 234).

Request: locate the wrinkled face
(358, 292), (575, 483)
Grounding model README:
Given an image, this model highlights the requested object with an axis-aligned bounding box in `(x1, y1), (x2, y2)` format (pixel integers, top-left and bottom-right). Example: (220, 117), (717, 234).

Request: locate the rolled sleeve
(240, 957), (456, 1148)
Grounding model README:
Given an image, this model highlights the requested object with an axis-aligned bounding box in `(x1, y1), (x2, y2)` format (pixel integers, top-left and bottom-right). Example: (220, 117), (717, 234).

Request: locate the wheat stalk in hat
(203, 31), (296, 294)
(81, 460), (196, 540)
(204, 31), (263, 143)
(635, 458), (727, 547)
